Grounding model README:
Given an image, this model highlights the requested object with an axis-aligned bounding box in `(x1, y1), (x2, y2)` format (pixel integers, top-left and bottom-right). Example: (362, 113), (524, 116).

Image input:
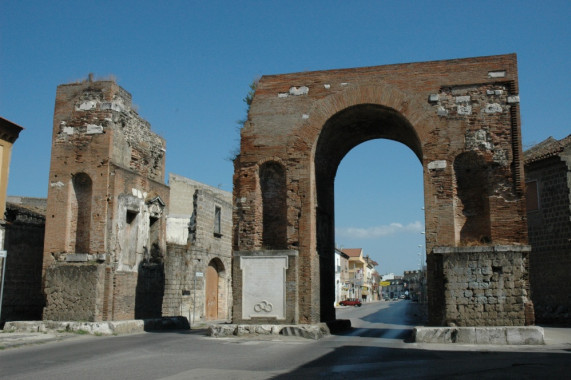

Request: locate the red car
(339, 298), (362, 307)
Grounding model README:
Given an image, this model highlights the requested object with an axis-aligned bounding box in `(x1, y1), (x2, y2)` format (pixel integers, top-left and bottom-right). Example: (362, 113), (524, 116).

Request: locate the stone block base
(208, 323), (335, 340)
(430, 245), (533, 326)
(413, 326), (544, 345)
(4, 317), (189, 335)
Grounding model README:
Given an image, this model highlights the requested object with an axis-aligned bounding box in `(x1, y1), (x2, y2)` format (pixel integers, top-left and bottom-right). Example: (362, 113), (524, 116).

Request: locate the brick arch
(303, 83), (437, 159)
(233, 55), (531, 327)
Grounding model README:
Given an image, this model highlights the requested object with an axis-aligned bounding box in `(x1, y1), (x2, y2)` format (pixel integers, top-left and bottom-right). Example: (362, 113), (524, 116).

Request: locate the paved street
(1, 301), (569, 379)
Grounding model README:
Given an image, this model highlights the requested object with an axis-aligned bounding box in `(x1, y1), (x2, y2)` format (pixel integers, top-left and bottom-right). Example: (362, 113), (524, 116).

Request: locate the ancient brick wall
(233, 54), (529, 325)
(526, 145), (571, 325)
(1, 203), (45, 321)
(43, 78), (169, 321)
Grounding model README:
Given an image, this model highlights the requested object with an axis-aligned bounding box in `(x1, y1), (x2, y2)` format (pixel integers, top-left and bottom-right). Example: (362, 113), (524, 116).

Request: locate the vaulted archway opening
(314, 104), (423, 321)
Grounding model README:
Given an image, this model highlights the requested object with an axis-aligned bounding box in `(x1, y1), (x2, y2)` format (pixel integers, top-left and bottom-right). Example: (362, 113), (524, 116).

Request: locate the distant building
(364, 256), (380, 301)
(341, 248), (378, 302)
(524, 135), (571, 325)
(385, 277), (404, 299)
(334, 248), (349, 304)
(403, 270), (424, 301)
(342, 248), (365, 300)
(0, 117), (23, 250)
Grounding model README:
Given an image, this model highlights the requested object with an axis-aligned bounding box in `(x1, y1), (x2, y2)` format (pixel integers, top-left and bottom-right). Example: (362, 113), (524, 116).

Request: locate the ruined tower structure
(42, 78), (169, 321)
(233, 54), (533, 326)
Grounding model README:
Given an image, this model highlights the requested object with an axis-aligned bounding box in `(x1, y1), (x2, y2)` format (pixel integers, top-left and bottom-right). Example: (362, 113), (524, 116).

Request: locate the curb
(207, 319), (352, 340)
(413, 326), (545, 345)
(3, 317), (190, 336)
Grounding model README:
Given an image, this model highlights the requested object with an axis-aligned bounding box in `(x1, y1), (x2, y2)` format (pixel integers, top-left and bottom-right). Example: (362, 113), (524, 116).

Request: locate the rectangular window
(526, 181), (539, 212)
(214, 206), (222, 236)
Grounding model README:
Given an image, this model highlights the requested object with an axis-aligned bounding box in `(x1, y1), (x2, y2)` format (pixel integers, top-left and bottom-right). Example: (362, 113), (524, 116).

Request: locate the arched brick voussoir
(289, 83), (439, 159)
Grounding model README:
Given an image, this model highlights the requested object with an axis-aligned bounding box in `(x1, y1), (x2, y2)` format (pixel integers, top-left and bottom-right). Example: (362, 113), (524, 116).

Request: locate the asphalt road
(0, 300), (569, 379)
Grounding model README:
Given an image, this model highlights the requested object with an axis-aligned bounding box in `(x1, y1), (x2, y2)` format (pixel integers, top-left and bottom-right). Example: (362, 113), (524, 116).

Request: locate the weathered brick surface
(525, 136), (571, 325)
(233, 54), (529, 325)
(42, 79), (169, 321)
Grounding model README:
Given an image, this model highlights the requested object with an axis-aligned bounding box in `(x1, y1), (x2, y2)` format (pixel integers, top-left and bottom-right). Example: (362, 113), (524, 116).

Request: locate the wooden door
(205, 265), (218, 320)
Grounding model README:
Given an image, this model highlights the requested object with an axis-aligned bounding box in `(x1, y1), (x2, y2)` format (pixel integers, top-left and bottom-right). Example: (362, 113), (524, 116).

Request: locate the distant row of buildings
(333, 247), (427, 305)
(334, 248), (380, 304)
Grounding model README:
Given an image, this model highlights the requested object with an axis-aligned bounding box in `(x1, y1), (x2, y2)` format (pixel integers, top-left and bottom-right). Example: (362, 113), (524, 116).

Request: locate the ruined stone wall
(163, 176), (232, 323)
(163, 245), (231, 323)
(432, 246), (532, 326)
(108, 166), (169, 271)
(43, 264), (106, 321)
(526, 153), (571, 324)
(1, 203), (45, 321)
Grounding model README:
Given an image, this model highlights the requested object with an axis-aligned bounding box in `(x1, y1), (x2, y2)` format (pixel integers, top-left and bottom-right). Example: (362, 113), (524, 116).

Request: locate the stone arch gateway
(232, 54), (533, 326)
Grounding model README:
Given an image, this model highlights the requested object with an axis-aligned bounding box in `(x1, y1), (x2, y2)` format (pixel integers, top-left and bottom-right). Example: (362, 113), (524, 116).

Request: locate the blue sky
(1, 1), (569, 275)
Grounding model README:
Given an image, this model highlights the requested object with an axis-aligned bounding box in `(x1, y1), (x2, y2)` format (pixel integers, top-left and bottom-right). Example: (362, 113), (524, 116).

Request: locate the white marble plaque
(241, 256), (288, 320)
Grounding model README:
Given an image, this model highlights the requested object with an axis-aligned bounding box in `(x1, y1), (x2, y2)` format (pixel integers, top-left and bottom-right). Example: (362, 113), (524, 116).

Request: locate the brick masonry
(42, 78), (169, 321)
(233, 54), (530, 325)
(525, 135), (571, 325)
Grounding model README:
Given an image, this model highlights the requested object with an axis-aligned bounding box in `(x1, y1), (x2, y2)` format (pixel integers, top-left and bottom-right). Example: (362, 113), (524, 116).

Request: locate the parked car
(339, 298), (362, 307)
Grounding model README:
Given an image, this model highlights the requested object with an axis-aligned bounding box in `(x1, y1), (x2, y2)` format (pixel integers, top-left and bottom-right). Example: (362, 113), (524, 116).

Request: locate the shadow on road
(361, 301), (427, 326)
(270, 344), (571, 379)
(339, 327), (412, 340)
